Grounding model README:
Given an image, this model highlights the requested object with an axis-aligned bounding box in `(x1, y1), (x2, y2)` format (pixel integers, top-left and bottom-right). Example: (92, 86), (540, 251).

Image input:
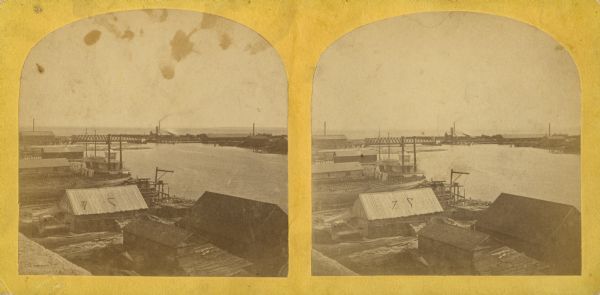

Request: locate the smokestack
(324, 121), (327, 136)
(253, 122), (255, 136)
(548, 123), (551, 137)
(32, 118), (35, 132)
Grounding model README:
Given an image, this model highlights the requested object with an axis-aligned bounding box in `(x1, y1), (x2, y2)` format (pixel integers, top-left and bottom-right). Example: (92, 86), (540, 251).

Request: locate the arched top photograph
(311, 11), (580, 277)
(18, 9), (288, 278)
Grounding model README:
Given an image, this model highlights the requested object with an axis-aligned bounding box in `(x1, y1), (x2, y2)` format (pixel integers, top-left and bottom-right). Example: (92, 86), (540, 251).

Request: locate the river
(403, 144), (580, 209)
(121, 143), (288, 210)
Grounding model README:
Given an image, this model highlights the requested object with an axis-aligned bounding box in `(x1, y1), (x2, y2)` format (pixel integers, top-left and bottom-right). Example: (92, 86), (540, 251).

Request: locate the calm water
(413, 145), (580, 209)
(121, 143), (287, 210)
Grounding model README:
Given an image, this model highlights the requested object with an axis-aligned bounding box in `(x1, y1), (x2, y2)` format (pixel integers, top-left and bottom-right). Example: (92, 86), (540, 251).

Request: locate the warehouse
(475, 193), (581, 274)
(312, 162), (365, 182)
(19, 158), (72, 177)
(178, 191), (288, 276)
(352, 187), (444, 238)
(333, 149), (378, 164)
(59, 185), (148, 232)
(312, 134), (348, 149)
(19, 130), (56, 146)
(41, 145), (85, 160)
(418, 222), (491, 273)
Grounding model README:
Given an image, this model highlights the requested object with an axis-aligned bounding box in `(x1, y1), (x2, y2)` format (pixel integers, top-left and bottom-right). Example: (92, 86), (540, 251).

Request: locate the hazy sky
(20, 9), (287, 129)
(312, 12), (580, 136)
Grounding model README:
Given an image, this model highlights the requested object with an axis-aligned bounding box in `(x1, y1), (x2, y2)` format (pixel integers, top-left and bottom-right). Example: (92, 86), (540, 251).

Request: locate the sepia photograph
(18, 9), (288, 277)
(311, 12), (580, 276)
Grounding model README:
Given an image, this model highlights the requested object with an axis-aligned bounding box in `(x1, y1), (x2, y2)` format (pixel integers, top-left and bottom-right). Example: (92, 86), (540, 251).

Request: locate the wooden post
(84, 129), (88, 157)
(378, 128), (381, 161)
(119, 135), (123, 170)
(107, 134), (111, 172)
(94, 129), (97, 157)
(401, 137), (405, 173)
(387, 132), (390, 159)
(413, 136), (417, 172)
(450, 169), (454, 203)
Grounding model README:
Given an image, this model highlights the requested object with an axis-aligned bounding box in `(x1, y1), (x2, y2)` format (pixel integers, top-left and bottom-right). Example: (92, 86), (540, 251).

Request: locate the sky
(312, 12), (581, 136)
(20, 9), (287, 130)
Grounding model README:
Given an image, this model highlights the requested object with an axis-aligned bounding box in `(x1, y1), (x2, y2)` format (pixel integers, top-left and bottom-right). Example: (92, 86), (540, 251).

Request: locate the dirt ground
(18, 233), (91, 275)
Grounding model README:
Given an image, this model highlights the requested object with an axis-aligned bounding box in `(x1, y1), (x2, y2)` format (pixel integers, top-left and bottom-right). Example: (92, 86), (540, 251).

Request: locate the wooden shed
(59, 185), (148, 232)
(123, 217), (253, 276)
(333, 149), (378, 164)
(474, 193), (581, 274)
(352, 187), (444, 238)
(123, 217), (193, 267)
(177, 191), (288, 276)
(418, 222), (491, 273)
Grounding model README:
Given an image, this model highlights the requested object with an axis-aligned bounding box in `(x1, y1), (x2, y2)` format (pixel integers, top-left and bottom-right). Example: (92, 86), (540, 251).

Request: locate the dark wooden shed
(474, 193), (581, 274)
(177, 191), (288, 276)
(418, 222), (491, 273)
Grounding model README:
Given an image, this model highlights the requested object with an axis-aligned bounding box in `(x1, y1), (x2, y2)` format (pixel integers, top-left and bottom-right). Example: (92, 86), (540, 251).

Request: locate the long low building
(59, 185), (148, 232)
(352, 187), (444, 238)
(19, 158), (72, 177)
(312, 162), (365, 182)
(312, 134), (348, 149)
(41, 145), (85, 160)
(333, 149), (378, 164)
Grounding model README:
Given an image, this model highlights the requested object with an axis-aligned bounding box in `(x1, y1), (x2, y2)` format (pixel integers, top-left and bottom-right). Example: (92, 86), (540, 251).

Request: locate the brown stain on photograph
(160, 65), (175, 79)
(219, 33), (232, 50)
(200, 14), (218, 29)
(121, 29), (135, 41)
(170, 30), (195, 62)
(35, 63), (44, 74)
(143, 9), (168, 22)
(83, 30), (102, 45)
(33, 4), (42, 14)
(245, 39), (269, 55)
